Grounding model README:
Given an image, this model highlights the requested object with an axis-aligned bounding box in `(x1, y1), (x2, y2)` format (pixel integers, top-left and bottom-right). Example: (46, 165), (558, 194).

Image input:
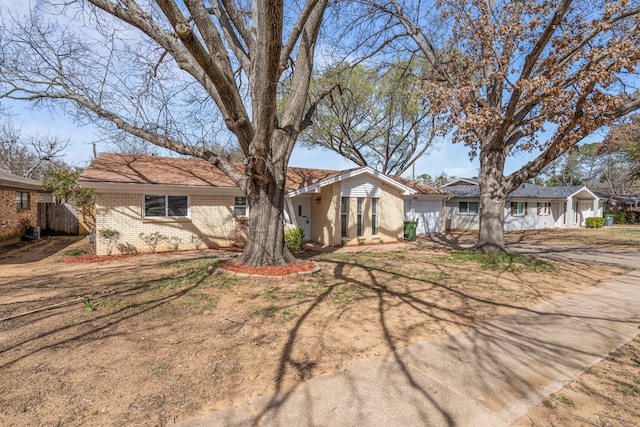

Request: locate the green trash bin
(604, 214), (614, 227)
(403, 220), (419, 242)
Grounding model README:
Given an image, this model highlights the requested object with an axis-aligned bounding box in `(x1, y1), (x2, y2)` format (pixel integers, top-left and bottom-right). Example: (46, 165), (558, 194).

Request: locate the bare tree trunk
(241, 180), (295, 266)
(476, 149), (508, 254)
(239, 130), (296, 266)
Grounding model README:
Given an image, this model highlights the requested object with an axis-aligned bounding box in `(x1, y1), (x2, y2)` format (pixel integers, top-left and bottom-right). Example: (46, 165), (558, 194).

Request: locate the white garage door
(406, 200), (442, 233)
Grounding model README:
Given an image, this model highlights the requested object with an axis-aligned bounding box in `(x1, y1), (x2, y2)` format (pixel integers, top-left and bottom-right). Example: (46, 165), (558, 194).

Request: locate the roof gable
(441, 178), (479, 187)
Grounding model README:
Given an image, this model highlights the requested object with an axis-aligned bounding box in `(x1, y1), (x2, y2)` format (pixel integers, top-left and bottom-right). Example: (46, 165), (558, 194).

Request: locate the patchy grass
(506, 227), (640, 249)
(448, 250), (554, 272)
(0, 233), (634, 427)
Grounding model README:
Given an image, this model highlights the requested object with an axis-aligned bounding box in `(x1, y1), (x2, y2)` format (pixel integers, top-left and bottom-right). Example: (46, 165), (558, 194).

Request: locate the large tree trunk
(476, 149), (509, 254)
(240, 177), (296, 266)
(238, 130), (297, 267)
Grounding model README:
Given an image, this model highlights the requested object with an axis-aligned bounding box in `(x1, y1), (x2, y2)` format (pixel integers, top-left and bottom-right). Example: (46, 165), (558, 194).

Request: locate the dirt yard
(0, 229), (638, 426)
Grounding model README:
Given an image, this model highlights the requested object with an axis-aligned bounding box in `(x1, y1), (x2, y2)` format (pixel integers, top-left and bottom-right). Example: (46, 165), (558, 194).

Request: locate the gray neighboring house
(441, 180), (604, 231)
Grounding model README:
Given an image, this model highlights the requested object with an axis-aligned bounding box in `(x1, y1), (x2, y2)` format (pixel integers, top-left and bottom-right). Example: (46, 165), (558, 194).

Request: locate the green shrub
(605, 211), (627, 224)
(285, 226), (304, 252)
(190, 234), (203, 250)
(98, 228), (121, 255)
(626, 211), (638, 223)
(139, 232), (168, 253)
(615, 211), (628, 224)
(585, 217), (604, 228)
(169, 236), (182, 251)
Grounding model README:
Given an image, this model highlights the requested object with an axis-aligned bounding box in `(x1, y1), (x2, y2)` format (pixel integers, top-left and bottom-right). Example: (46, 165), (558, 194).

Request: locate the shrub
(229, 217), (249, 247)
(139, 232), (168, 253)
(585, 217), (604, 228)
(285, 226), (304, 252)
(626, 211), (638, 223)
(98, 228), (121, 255)
(604, 211), (627, 224)
(169, 236), (182, 251)
(116, 242), (138, 255)
(190, 234), (203, 250)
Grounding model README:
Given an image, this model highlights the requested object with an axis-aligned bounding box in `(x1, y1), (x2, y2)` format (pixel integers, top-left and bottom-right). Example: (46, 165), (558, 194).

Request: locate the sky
(4, 96), (553, 180)
(0, 1), (605, 181)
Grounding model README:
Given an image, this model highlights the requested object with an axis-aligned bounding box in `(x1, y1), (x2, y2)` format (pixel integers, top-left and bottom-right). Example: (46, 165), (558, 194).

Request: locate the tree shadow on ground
(0, 235), (83, 265)
(250, 249), (631, 426)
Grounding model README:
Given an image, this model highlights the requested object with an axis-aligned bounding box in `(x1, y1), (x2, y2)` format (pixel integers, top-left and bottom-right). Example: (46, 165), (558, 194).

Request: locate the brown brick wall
(0, 189), (38, 244)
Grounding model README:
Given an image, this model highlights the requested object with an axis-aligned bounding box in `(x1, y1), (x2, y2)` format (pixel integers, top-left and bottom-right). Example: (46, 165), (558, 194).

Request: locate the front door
(293, 197), (311, 240)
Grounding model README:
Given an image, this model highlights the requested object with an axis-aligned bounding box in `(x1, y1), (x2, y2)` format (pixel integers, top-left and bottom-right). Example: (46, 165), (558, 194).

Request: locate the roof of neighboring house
(79, 153), (445, 196)
(390, 175), (451, 196)
(0, 169), (43, 191)
(446, 183), (600, 200)
(440, 177), (479, 187)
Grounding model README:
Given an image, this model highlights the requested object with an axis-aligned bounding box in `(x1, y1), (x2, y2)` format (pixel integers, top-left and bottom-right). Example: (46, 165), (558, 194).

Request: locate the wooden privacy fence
(37, 203), (80, 235)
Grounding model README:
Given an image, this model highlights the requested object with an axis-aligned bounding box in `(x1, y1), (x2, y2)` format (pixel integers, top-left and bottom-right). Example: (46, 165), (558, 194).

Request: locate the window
(357, 197), (364, 236)
(341, 197), (349, 238)
(372, 198), (379, 235)
(234, 196), (247, 217)
(144, 195), (188, 217)
(511, 201), (526, 216)
(459, 201), (479, 214)
(16, 192), (30, 210)
(537, 202), (550, 215)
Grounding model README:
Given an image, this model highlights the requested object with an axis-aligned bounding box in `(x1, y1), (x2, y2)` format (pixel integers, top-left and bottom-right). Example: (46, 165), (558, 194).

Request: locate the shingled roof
(80, 153), (437, 194)
(390, 175), (451, 196)
(445, 183), (601, 199)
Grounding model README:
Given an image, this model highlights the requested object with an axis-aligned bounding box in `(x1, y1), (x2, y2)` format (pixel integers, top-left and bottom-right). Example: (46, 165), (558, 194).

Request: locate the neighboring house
(608, 193), (640, 211)
(0, 170), (47, 245)
(441, 180), (604, 231)
(79, 154), (449, 255)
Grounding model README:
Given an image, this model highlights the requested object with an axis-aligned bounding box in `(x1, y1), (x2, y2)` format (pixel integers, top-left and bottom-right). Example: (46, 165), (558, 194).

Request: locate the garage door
(407, 200), (442, 233)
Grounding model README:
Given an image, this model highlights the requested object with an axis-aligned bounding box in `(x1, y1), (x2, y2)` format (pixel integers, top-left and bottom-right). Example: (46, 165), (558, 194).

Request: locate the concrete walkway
(179, 247), (640, 427)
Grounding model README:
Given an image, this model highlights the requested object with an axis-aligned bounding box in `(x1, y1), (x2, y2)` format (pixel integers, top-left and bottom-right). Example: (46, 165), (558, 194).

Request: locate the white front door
(293, 197), (311, 240)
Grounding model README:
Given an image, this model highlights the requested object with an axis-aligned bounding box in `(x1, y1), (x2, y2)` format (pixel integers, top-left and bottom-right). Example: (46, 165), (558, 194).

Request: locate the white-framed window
(459, 201), (479, 214)
(371, 197), (379, 235)
(341, 197), (349, 238)
(234, 196), (247, 217)
(16, 191), (30, 210)
(144, 195), (188, 217)
(357, 197), (364, 236)
(510, 201), (526, 216)
(537, 202), (550, 215)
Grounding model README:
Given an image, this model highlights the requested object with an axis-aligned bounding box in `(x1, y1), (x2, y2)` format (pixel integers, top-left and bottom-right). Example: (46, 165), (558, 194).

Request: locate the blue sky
(1, 1), (606, 181)
(5, 97), (547, 179)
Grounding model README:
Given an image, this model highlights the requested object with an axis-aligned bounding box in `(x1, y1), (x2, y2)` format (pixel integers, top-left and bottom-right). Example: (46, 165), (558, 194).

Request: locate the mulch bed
(219, 260), (316, 276)
(62, 253), (142, 263)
